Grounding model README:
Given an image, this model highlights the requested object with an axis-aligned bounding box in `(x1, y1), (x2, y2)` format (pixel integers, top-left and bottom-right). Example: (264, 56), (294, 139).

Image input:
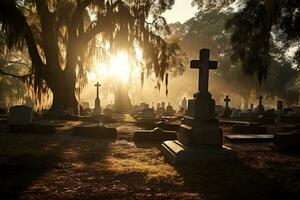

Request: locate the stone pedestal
(161, 92), (236, 164)
(94, 97), (101, 114)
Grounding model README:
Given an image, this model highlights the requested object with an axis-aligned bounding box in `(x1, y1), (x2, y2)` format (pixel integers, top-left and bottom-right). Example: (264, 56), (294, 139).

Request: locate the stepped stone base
(161, 140), (236, 165)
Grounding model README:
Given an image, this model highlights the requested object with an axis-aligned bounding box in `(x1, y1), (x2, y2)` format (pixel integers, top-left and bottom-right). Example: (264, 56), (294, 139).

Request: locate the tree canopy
(0, 0), (186, 110)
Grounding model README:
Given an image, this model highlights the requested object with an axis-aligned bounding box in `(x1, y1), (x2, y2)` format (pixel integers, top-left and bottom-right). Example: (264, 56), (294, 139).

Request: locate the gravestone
(187, 99), (195, 117)
(94, 82), (101, 115)
(9, 105), (55, 134)
(103, 108), (113, 118)
(136, 108), (157, 125)
(9, 105), (33, 124)
(166, 102), (174, 115)
(256, 96), (265, 114)
(223, 95), (231, 118)
(277, 100), (283, 111)
(250, 103), (254, 111)
(161, 48), (235, 164)
(181, 97), (187, 110)
(134, 127), (177, 142)
(231, 108), (241, 118)
(239, 110), (254, 120)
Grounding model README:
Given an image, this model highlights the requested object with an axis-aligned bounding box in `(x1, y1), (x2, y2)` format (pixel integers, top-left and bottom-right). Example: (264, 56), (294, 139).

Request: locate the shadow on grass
(0, 134), (69, 199)
(176, 159), (296, 200)
(0, 155), (59, 198)
(77, 139), (111, 164)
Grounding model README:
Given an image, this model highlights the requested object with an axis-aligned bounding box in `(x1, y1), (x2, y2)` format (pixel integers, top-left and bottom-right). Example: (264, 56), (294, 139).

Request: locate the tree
(169, 3), (299, 105)
(225, 0), (300, 82)
(0, 0), (185, 112)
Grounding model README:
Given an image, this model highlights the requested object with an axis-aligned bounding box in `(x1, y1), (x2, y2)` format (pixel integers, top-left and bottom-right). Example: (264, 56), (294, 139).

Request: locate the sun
(88, 47), (143, 84)
(108, 51), (130, 82)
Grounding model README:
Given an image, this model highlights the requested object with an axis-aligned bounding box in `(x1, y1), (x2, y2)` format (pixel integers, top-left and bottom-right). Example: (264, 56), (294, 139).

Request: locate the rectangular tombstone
(187, 99), (195, 117)
(9, 105), (33, 124)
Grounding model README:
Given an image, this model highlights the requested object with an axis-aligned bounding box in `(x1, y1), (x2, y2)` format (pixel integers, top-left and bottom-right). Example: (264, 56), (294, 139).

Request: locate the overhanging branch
(0, 68), (32, 79)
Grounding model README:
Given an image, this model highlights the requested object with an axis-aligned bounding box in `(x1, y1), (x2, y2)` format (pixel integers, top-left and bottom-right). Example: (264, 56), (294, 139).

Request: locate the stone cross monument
(94, 82), (101, 114)
(190, 49), (217, 94)
(256, 95), (265, 114)
(161, 48), (235, 164)
(223, 95), (231, 118)
(224, 95), (231, 109)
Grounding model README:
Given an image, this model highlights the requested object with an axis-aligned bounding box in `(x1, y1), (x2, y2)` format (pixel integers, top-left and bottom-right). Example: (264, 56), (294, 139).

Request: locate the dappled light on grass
(90, 140), (182, 184)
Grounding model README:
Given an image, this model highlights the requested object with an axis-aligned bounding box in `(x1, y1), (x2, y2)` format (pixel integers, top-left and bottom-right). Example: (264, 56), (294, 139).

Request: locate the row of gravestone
(4, 48), (300, 165)
(5, 105), (118, 139)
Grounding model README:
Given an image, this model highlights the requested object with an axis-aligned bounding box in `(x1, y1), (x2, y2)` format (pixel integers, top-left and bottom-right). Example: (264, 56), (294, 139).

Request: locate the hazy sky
(162, 0), (198, 23)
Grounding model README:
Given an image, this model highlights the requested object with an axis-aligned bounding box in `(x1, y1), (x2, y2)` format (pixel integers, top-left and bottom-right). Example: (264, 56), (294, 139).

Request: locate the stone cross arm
(94, 82), (101, 98)
(190, 48), (218, 94)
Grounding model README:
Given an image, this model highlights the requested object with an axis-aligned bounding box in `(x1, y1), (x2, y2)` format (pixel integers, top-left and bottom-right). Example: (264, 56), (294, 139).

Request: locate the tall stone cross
(94, 82), (101, 99)
(190, 49), (217, 94)
(224, 95), (231, 108)
(258, 96), (263, 105)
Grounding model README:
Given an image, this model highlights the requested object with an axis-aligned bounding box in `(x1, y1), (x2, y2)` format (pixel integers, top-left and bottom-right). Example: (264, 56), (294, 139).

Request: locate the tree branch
(0, 68), (32, 79)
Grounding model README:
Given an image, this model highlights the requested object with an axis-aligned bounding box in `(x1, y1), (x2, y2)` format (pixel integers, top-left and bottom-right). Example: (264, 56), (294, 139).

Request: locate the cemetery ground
(0, 118), (300, 200)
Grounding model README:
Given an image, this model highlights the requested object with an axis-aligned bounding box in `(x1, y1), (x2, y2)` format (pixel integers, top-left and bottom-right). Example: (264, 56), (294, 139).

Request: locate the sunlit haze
(162, 0), (197, 23)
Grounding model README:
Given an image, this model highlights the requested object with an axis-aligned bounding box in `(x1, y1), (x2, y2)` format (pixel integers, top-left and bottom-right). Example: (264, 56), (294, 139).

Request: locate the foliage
(170, 5), (299, 104)
(0, 0), (187, 109)
(225, 0), (299, 82)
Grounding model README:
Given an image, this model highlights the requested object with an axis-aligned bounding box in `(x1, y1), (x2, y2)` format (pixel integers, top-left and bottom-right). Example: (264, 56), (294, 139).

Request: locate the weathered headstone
(135, 108), (157, 125)
(94, 82), (101, 115)
(250, 103), (254, 111)
(166, 102), (174, 115)
(231, 108), (241, 118)
(161, 48), (235, 164)
(181, 97), (187, 110)
(9, 105), (55, 134)
(187, 99), (195, 117)
(277, 100), (283, 111)
(9, 105), (33, 124)
(103, 108), (113, 118)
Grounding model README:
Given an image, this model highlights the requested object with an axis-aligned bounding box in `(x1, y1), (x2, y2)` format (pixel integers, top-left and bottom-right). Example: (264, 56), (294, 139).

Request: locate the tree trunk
(47, 70), (78, 114)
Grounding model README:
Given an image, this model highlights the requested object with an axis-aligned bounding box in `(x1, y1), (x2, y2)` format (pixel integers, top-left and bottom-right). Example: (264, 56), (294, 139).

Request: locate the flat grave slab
(161, 140), (236, 165)
(145, 121), (180, 131)
(278, 115), (300, 124)
(273, 130), (300, 151)
(232, 124), (268, 134)
(225, 134), (274, 143)
(73, 125), (117, 140)
(219, 119), (253, 125)
(134, 127), (177, 143)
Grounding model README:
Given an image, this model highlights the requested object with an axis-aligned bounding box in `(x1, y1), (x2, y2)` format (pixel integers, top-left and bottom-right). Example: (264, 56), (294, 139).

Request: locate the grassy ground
(0, 120), (300, 200)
